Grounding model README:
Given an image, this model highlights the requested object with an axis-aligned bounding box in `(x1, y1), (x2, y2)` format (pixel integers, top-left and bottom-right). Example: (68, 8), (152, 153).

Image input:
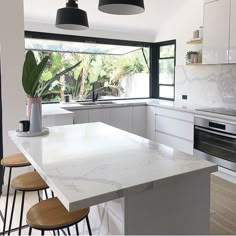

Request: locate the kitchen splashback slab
(175, 65), (236, 108)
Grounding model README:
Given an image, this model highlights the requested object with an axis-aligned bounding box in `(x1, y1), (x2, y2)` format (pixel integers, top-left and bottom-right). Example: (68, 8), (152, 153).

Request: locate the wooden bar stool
(8, 171), (48, 235)
(27, 197), (92, 236)
(1, 153), (31, 235)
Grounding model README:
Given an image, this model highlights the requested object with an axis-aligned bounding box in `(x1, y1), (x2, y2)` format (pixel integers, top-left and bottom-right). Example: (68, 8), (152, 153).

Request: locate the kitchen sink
(78, 101), (114, 105)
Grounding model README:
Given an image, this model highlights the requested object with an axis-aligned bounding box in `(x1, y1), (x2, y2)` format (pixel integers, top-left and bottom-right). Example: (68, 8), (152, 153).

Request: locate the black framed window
(24, 31), (150, 103)
(150, 40), (176, 101)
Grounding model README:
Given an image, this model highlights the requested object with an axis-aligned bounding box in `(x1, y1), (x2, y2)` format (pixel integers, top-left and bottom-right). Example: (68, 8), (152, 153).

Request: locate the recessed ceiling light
(56, 0), (89, 31)
(98, 0), (145, 15)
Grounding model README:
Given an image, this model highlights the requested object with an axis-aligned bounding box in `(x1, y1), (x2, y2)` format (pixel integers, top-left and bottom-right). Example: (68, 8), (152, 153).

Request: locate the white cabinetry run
(42, 114), (74, 127)
(155, 107), (194, 155)
(73, 110), (89, 124)
(132, 106), (147, 137)
(71, 105), (147, 137)
(110, 107), (133, 133)
(146, 106), (156, 141)
(203, 0), (231, 64)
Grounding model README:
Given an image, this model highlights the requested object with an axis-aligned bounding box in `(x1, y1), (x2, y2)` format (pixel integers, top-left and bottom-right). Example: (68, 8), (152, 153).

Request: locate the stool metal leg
(38, 191), (41, 202)
(29, 227), (32, 235)
(18, 191), (25, 235)
(0, 166), (5, 223)
(41, 230), (45, 235)
(86, 216), (92, 235)
(3, 167), (12, 235)
(75, 224), (79, 235)
(8, 190), (17, 235)
(67, 227), (71, 235)
(44, 189), (48, 199)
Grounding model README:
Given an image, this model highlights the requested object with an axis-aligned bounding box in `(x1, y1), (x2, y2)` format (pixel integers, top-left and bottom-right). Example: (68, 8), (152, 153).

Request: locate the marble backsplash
(175, 65), (236, 108)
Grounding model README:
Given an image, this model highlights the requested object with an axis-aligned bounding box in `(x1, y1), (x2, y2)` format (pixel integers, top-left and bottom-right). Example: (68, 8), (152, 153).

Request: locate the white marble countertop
(60, 99), (148, 110)
(9, 123), (217, 211)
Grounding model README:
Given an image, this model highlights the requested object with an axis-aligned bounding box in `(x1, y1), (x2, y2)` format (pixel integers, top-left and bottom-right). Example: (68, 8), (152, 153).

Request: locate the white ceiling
(23, 0), (187, 38)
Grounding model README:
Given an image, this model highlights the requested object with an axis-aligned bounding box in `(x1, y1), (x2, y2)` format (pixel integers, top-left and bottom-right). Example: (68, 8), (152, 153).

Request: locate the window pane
(25, 41), (150, 103)
(159, 86), (174, 99)
(159, 59), (175, 84)
(160, 45), (175, 58)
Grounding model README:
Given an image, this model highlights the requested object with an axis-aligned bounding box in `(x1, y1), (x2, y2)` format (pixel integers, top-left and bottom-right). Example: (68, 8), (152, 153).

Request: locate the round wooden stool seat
(27, 197), (90, 230)
(12, 171), (48, 191)
(1, 153), (30, 167)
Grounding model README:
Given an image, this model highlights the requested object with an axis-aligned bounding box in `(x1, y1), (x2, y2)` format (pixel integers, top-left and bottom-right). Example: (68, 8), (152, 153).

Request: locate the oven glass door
(194, 127), (236, 163)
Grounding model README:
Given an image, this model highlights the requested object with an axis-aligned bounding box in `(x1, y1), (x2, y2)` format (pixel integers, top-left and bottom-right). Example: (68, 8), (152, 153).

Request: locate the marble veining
(9, 123), (217, 211)
(175, 65), (236, 108)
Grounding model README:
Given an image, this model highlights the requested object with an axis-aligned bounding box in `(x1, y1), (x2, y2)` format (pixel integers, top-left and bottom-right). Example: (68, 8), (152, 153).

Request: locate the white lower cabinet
(88, 108), (111, 125)
(156, 132), (194, 155)
(146, 106), (156, 141)
(155, 116), (193, 141)
(155, 107), (194, 155)
(73, 110), (89, 124)
(132, 106), (147, 138)
(110, 107), (133, 133)
(42, 114), (73, 127)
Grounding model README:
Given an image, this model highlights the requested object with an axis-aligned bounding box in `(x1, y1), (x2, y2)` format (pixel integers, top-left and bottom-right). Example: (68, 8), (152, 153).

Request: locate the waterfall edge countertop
(8, 123), (217, 212)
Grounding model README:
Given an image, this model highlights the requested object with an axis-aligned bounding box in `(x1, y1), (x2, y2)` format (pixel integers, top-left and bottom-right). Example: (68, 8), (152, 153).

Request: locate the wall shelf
(186, 63), (203, 66)
(186, 38), (203, 44)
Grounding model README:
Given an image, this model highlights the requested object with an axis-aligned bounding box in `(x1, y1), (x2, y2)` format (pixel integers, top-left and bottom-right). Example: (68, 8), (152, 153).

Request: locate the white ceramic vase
(30, 103), (42, 133)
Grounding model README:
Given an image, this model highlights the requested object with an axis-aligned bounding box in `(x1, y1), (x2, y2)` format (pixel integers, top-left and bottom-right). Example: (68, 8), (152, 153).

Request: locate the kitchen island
(9, 123), (217, 235)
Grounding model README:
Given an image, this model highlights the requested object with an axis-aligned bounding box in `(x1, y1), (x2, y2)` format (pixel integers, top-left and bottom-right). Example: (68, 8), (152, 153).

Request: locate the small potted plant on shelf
(22, 50), (81, 119)
(186, 51), (200, 65)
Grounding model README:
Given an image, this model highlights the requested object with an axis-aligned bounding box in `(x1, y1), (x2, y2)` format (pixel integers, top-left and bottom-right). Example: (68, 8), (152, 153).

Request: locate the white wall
(25, 21), (156, 42)
(0, 0), (26, 156)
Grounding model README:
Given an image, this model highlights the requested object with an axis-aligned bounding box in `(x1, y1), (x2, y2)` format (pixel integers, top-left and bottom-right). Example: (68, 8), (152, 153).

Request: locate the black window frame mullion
(150, 39), (176, 101)
(159, 57), (175, 60)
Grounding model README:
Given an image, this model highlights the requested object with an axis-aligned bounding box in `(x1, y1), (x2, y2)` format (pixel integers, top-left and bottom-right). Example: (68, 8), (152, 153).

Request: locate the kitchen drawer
(156, 132), (193, 155)
(156, 107), (194, 122)
(156, 115), (194, 141)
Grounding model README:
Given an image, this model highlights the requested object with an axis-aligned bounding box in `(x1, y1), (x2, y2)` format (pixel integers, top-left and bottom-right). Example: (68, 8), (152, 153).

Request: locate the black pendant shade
(56, 0), (89, 30)
(98, 0), (145, 15)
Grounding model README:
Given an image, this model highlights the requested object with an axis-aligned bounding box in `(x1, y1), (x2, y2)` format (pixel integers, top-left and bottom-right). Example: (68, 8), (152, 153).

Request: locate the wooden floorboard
(210, 175), (236, 235)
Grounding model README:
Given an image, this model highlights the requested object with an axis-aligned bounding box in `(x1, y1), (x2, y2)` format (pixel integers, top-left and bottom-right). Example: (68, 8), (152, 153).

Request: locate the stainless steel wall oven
(194, 117), (236, 171)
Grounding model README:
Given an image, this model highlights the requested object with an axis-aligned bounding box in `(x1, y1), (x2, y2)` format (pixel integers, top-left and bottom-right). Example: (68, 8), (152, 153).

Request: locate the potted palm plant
(22, 50), (81, 119)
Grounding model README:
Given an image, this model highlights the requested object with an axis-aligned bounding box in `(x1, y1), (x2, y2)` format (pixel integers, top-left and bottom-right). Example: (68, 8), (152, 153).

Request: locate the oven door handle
(195, 126), (236, 139)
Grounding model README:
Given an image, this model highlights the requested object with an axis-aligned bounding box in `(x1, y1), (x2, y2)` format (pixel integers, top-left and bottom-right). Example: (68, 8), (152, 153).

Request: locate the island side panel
(125, 172), (211, 235)
(87, 198), (125, 235)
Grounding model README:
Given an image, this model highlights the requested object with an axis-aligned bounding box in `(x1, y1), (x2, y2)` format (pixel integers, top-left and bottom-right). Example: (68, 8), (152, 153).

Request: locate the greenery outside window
(25, 32), (150, 103)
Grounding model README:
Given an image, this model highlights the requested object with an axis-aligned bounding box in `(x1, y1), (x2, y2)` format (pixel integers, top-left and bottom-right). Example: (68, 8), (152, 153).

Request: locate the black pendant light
(98, 0), (145, 15)
(56, 0), (89, 30)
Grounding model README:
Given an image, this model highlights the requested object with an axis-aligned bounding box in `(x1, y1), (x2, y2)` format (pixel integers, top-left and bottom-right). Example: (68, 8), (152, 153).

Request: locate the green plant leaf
(38, 61), (82, 97)
(41, 71), (53, 82)
(31, 56), (50, 97)
(22, 50), (37, 96)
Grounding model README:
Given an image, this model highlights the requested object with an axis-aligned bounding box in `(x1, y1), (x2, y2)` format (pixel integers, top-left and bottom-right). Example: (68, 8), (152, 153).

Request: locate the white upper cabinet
(202, 0), (231, 64)
(229, 0), (236, 63)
